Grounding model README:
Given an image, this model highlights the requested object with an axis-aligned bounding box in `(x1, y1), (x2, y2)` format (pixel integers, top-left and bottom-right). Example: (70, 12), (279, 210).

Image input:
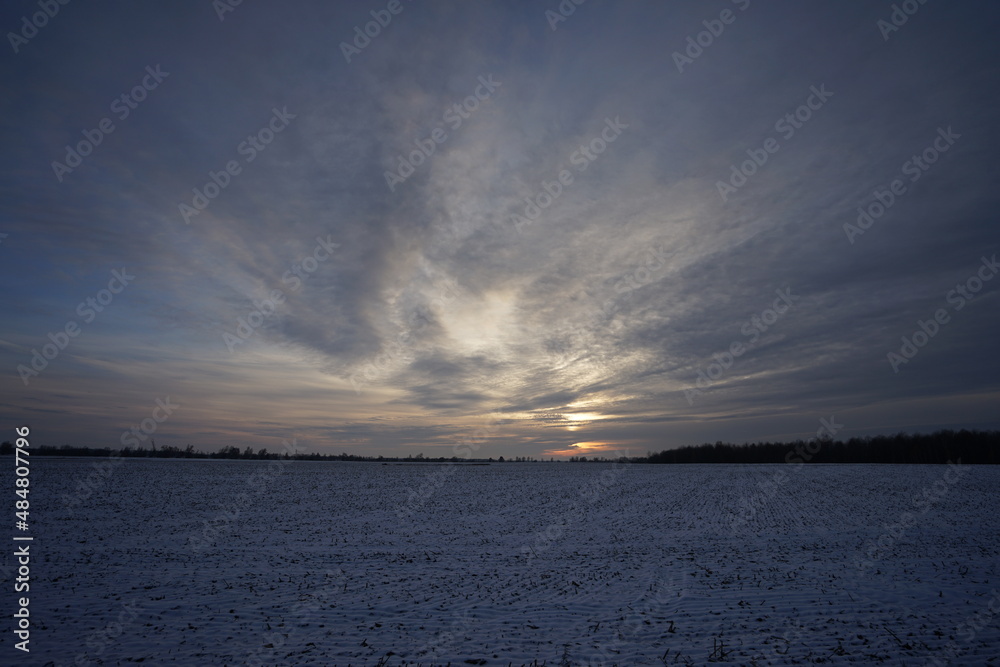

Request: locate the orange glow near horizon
(543, 441), (621, 458)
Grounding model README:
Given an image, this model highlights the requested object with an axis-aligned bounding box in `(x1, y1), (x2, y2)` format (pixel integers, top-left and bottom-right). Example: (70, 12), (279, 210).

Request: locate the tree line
(1, 429), (997, 463)
(642, 429), (999, 464)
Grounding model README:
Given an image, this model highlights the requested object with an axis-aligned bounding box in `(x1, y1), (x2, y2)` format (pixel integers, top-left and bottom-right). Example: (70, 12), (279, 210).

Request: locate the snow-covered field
(3, 459), (999, 666)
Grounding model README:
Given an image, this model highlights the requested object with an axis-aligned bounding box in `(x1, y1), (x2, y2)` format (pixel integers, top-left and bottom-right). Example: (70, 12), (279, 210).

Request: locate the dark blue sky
(2, 0), (999, 457)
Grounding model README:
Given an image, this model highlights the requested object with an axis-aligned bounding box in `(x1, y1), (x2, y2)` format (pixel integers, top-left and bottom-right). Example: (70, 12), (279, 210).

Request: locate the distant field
(4, 459), (998, 665)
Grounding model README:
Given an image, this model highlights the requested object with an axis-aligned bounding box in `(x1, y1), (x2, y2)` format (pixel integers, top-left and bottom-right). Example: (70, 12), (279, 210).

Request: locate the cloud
(2, 1), (999, 455)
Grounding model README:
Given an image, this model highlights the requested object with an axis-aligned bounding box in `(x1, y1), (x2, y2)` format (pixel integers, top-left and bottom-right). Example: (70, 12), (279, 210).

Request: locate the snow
(3, 459), (999, 665)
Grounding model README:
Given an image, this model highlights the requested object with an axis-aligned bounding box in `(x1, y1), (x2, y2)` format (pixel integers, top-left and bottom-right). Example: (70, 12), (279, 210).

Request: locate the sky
(2, 0), (999, 459)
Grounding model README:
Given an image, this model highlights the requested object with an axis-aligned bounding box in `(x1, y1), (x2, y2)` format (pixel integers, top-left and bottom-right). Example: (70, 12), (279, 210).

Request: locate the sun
(561, 410), (607, 431)
(564, 412), (602, 422)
